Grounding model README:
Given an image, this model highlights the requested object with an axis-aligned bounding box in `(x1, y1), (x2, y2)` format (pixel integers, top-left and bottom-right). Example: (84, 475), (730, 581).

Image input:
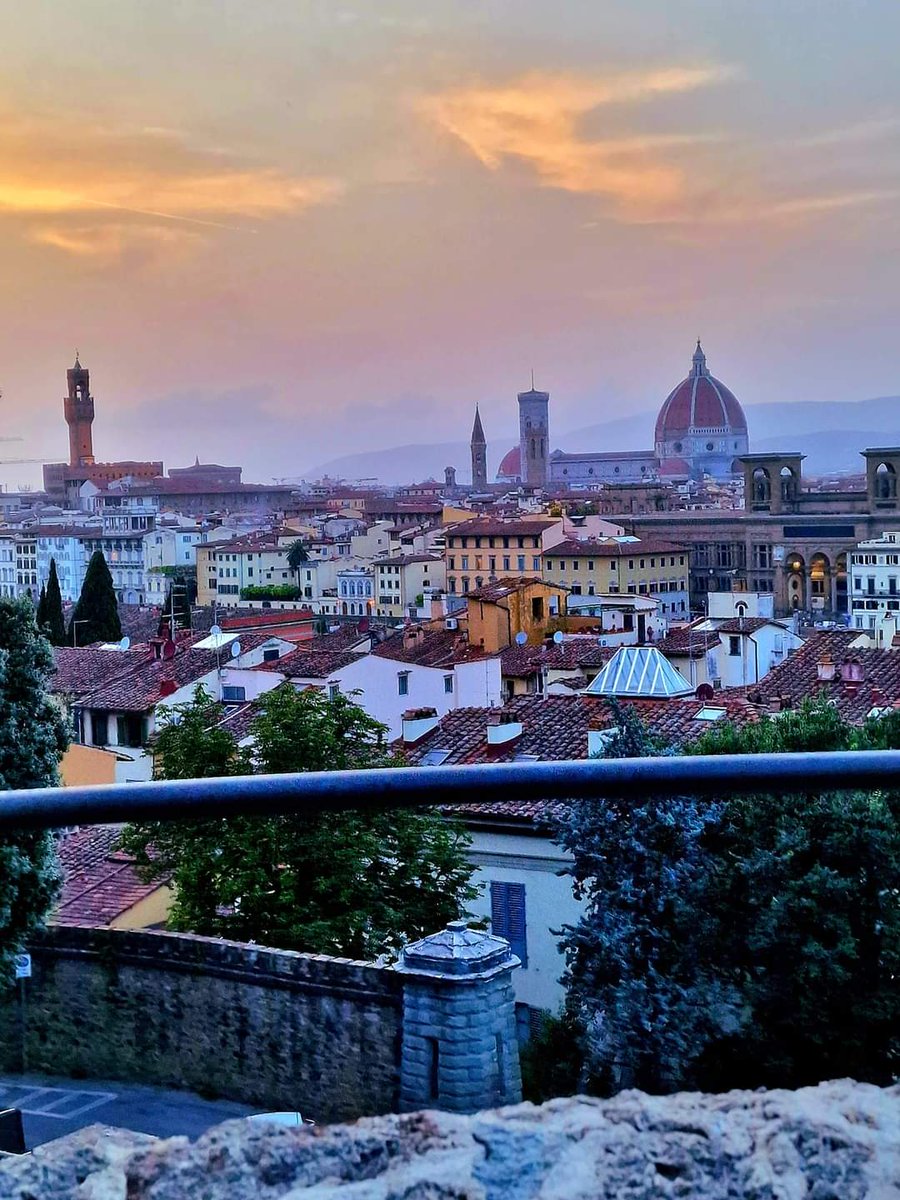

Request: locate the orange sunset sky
(1, 0), (899, 483)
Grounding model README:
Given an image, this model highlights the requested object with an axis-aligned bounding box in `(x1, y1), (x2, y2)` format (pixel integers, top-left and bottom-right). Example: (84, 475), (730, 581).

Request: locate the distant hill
(303, 395), (900, 484)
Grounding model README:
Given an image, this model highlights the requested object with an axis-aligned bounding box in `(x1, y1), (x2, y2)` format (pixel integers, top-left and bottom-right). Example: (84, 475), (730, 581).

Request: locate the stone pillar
(394, 920), (521, 1114)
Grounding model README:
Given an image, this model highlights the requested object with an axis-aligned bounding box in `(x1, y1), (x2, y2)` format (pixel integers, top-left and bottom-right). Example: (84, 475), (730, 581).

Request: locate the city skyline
(1, 1), (900, 485)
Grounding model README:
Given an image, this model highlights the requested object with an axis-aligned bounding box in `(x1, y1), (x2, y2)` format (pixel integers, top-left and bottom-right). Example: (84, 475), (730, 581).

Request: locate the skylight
(420, 749), (451, 766)
(695, 706), (727, 721)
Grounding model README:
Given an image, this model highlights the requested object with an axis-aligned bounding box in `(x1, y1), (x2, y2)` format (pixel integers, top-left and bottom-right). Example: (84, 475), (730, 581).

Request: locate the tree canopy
(69, 550), (121, 646)
(122, 685), (476, 958)
(556, 698), (900, 1095)
(0, 597), (70, 971)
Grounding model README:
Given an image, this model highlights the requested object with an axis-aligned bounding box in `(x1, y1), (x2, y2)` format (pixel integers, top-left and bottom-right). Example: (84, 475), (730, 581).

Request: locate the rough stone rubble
(1, 1079), (898, 1200)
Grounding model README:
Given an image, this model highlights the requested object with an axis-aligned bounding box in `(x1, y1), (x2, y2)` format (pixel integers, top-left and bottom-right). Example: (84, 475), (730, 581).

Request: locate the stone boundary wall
(0, 927), (402, 1123)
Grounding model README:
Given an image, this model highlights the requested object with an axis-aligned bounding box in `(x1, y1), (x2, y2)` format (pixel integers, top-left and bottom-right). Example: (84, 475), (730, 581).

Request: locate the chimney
(870, 686), (885, 707)
(842, 656), (865, 683)
(403, 625), (425, 649)
(487, 708), (523, 747)
(402, 707), (440, 745)
(159, 679), (177, 698)
(816, 654), (835, 682)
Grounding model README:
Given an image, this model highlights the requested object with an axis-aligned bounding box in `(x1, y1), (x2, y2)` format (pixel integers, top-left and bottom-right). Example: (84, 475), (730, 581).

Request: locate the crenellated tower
(64, 354), (95, 467)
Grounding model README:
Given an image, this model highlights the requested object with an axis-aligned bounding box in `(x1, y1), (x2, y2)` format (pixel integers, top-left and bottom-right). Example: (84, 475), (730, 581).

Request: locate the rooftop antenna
(530, 368), (535, 390)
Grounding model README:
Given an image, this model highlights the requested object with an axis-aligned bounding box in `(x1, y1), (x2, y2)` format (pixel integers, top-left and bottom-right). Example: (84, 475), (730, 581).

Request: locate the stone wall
(3, 1080), (898, 1199)
(0, 927), (402, 1123)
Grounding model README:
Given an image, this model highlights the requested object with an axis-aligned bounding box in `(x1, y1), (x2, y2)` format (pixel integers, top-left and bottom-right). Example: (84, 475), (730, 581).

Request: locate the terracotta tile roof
(58, 645), (224, 712)
(714, 617), (778, 634)
(739, 629), (900, 724)
(400, 692), (759, 829)
(500, 640), (613, 679)
(305, 624), (372, 652)
(54, 826), (167, 928)
(398, 696), (758, 768)
(447, 517), (556, 537)
(220, 609), (314, 630)
(373, 627), (488, 667)
(656, 627), (722, 658)
(253, 647), (362, 679)
(51, 647), (150, 703)
(374, 553), (443, 567)
(545, 538), (688, 558)
(467, 576), (566, 602)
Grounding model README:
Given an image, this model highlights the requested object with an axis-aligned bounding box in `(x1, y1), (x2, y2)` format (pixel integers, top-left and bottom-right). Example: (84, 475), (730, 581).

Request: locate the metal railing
(0, 750), (899, 831)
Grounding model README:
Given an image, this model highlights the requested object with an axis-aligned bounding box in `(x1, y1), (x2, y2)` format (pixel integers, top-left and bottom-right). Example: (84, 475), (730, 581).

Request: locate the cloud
(791, 115), (900, 149)
(419, 66), (736, 216)
(0, 109), (342, 259)
(28, 222), (203, 266)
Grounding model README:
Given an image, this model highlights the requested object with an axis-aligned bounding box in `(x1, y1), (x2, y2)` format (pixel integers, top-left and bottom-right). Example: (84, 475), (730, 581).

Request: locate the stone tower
(518, 382), (550, 488)
(470, 405), (487, 490)
(64, 355), (95, 467)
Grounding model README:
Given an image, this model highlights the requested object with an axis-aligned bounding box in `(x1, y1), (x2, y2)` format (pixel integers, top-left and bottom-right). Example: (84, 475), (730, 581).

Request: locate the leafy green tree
(0, 597), (70, 971)
(557, 697), (900, 1094)
(122, 685), (476, 958)
(44, 558), (67, 646)
(68, 550), (121, 646)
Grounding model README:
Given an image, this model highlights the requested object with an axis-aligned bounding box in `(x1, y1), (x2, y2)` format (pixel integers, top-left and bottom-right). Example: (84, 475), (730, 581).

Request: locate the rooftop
(54, 825), (166, 928)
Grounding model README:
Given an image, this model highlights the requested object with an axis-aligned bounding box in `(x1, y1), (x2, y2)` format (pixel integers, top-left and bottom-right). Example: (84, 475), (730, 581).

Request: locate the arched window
(780, 465), (796, 503)
(876, 462), (897, 500)
(531, 438), (536, 459)
(752, 467), (771, 505)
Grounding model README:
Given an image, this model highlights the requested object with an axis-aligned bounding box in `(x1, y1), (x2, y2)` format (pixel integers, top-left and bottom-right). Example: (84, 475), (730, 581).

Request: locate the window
(517, 555), (526, 571)
(444, 674), (454, 694)
(490, 881), (527, 967)
(222, 685), (246, 703)
(728, 636), (741, 656)
(398, 672), (410, 696)
(531, 596), (544, 620)
(262, 648), (280, 662)
(328, 683), (340, 701)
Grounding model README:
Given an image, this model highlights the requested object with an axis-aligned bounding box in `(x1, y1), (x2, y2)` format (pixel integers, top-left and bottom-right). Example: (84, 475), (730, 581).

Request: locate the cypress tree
(0, 596), (70, 968)
(68, 550), (121, 646)
(35, 584), (47, 630)
(45, 558), (67, 647)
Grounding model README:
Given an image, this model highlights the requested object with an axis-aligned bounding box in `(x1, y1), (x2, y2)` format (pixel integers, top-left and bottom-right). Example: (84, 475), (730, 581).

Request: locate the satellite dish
(515, 631), (528, 646)
(230, 640), (242, 658)
(553, 630), (564, 644)
(118, 636), (130, 650)
(209, 624), (222, 638)
(162, 639), (177, 660)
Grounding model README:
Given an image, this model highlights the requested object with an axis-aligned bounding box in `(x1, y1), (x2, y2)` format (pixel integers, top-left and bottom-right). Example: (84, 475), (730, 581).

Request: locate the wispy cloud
(419, 66), (736, 216)
(791, 115), (900, 149)
(0, 110), (342, 260)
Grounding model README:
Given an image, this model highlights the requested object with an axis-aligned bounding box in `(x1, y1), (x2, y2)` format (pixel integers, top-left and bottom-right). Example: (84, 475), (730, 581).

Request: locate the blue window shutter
(490, 881), (527, 968)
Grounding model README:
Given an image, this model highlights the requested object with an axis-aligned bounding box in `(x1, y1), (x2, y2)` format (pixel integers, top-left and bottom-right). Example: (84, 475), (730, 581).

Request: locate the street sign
(13, 954), (30, 980)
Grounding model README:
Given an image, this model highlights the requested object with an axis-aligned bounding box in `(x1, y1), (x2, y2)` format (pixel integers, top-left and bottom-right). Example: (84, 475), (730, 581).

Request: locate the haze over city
(1, 0), (900, 486)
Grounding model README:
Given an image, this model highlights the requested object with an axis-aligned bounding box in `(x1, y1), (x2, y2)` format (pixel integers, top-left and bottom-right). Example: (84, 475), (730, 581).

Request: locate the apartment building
(373, 554), (445, 619)
(542, 538), (691, 618)
(849, 531), (900, 631)
(444, 517), (561, 595)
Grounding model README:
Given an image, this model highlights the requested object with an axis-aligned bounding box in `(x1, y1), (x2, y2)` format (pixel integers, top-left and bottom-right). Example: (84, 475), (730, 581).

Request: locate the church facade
(491, 342), (749, 488)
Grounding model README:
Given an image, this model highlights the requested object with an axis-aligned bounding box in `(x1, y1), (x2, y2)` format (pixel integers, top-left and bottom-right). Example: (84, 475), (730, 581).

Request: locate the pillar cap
(395, 920), (516, 978)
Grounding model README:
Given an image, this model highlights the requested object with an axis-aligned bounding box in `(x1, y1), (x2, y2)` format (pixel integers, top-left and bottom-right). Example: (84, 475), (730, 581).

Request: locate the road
(0, 1073), (256, 1149)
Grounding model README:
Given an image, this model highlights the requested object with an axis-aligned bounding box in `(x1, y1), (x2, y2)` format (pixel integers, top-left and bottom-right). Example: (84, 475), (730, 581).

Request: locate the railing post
(394, 920), (521, 1114)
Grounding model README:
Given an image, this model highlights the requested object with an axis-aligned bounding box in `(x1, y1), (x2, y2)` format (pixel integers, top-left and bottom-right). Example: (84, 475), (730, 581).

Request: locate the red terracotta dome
(496, 445), (521, 480)
(655, 341), (747, 444)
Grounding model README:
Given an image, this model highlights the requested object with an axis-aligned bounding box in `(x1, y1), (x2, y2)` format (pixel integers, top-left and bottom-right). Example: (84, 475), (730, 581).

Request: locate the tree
(121, 685), (477, 958)
(44, 558), (67, 646)
(35, 585), (47, 630)
(68, 550), (121, 646)
(555, 703), (734, 1094)
(556, 698), (900, 1095)
(286, 538), (310, 594)
(0, 597), (70, 972)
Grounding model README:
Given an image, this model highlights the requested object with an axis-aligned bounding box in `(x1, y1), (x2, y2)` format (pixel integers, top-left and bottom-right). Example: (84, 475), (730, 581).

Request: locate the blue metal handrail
(0, 750), (899, 831)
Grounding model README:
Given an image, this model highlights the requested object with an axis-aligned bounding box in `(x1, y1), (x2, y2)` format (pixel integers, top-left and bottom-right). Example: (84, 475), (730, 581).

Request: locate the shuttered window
(490, 881), (527, 967)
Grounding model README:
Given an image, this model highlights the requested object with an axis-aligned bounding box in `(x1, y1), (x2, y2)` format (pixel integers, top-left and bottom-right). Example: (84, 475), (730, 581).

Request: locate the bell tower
(470, 405), (487, 490)
(517, 379), (550, 488)
(64, 354), (95, 467)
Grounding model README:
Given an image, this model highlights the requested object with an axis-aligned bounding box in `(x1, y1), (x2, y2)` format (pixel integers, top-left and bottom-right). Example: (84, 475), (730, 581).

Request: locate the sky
(1, 0), (899, 486)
